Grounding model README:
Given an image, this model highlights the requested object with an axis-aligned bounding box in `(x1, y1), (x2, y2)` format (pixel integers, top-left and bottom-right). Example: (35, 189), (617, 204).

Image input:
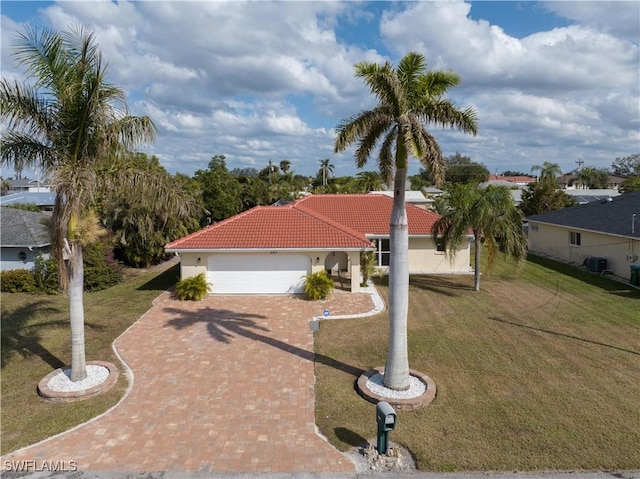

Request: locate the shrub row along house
(527, 191), (640, 279)
(166, 194), (472, 294)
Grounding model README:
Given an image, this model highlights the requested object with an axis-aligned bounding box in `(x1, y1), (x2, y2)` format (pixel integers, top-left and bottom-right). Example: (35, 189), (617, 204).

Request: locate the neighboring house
(0, 192), (56, 211)
(2, 178), (51, 195)
(480, 180), (525, 206)
(557, 175), (624, 191)
(526, 192), (640, 279)
(1, 207), (51, 271)
(369, 190), (432, 209)
(563, 189), (621, 205)
(166, 194), (472, 295)
(488, 174), (536, 186)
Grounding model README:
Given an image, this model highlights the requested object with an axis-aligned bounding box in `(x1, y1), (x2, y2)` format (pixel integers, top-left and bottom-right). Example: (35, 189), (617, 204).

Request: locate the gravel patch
(47, 365), (110, 392)
(365, 372), (426, 399)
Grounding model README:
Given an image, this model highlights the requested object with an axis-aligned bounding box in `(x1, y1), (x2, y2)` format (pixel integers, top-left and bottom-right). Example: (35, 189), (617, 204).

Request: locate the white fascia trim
(365, 234), (474, 239)
(165, 247), (374, 254)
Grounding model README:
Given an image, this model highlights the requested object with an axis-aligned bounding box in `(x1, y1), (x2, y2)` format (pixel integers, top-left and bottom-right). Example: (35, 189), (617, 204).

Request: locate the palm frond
(377, 129), (396, 184)
(418, 99), (478, 135)
(355, 61), (403, 115)
(417, 69), (460, 97)
(397, 52), (427, 99)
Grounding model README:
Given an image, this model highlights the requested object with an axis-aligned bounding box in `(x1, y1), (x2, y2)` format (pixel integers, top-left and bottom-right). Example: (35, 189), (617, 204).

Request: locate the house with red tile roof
(166, 194), (472, 294)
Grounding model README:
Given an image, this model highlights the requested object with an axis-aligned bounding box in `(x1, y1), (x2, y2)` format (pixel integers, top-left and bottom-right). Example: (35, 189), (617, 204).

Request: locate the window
(373, 238), (390, 266)
(569, 231), (581, 246)
(435, 237), (446, 253)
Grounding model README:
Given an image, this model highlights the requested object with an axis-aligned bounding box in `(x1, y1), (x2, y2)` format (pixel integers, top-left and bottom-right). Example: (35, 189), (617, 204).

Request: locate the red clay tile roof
(166, 194), (444, 251)
(296, 194), (441, 235)
(165, 203), (374, 250)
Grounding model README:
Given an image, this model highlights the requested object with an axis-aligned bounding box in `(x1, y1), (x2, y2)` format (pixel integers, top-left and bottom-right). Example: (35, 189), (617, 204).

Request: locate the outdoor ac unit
(626, 254), (638, 262)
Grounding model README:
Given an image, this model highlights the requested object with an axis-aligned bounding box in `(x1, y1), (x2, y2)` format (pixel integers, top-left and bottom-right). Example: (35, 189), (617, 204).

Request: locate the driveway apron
(4, 292), (375, 473)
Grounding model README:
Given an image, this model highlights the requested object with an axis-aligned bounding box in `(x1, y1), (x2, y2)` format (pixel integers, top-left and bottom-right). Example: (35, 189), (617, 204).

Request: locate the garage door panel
(207, 254), (310, 294)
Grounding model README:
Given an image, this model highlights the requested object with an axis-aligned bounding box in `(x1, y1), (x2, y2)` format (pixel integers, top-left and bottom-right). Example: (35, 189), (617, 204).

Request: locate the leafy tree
(238, 175), (271, 209)
(279, 160), (291, 174)
(195, 155), (242, 222)
(434, 184), (527, 291)
(576, 166), (610, 189)
(409, 174), (429, 191)
(100, 154), (203, 266)
(1, 26), (195, 381)
(443, 153), (489, 184)
(105, 189), (201, 267)
(334, 52), (477, 390)
(520, 178), (576, 216)
(531, 162), (562, 181)
(501, 170), (530, 177)
(82, 234), (122, 291)
(230, 167), (259, 178)
(355, 170), (386, 192)
(619, 176), (640, 194)
(611, 154), (640, 177)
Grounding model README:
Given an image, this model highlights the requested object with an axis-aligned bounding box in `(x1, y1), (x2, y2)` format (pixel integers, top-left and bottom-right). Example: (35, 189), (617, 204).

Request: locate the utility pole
(575, 158), (584, 171)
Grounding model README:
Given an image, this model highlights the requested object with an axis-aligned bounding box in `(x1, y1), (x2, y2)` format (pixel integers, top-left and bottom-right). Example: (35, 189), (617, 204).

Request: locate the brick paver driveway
(4, 291), (376, 473)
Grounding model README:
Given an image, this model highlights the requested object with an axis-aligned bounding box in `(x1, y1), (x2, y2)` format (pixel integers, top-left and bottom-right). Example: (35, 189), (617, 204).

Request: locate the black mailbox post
(375, 401), (396, 454)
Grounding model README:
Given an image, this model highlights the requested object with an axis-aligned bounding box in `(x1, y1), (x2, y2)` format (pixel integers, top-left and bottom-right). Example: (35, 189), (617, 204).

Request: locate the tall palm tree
(531, 162), (561, 181)
(433, 184), (527, 291)
(355, 170), (386, 192)
(334, 52), (477, 390)
(319, 158), (334, 187)
(0, 26), (184, 382)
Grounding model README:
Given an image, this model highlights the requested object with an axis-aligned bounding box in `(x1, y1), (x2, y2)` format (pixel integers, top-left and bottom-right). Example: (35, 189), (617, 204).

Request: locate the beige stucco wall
(177, 253), (208, 280)
(528, 222), (640, 279)
(407, 237), (471, 274)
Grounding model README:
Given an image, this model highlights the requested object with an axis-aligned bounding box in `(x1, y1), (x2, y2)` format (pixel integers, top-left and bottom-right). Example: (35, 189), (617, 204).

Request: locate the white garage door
(207, 254), (310, 294)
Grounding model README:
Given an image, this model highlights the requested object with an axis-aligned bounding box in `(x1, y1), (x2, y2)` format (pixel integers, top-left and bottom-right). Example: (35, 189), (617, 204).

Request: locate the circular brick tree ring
(37, 360), (119, 403)
(356, 367), (436, 411)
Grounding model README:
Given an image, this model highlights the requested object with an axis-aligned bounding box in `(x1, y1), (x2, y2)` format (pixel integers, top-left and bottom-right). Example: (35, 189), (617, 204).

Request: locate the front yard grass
(1, 261), (179, 455)
(315, 254), (640, 472)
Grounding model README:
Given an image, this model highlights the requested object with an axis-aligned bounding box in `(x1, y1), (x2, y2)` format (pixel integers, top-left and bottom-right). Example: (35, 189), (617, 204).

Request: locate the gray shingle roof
(526, 191), (640, 239)
(0, 207), (51, 247)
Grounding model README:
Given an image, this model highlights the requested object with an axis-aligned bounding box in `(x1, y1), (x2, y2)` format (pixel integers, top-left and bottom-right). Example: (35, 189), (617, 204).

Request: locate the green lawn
(1, 261), (179, 455)
(315, 254), (640, 472)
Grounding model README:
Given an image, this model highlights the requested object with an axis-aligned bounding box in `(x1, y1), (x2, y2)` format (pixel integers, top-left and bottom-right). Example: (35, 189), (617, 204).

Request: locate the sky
(1, 0), (639, 180)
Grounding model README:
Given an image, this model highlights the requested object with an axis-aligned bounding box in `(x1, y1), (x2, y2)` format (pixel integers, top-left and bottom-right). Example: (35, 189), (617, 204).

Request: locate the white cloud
(1, 0), (638, 179)
(543, 1), (640, 43)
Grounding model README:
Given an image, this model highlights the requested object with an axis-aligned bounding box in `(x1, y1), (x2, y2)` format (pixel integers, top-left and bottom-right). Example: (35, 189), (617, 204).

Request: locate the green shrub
(33, 253), (59, 294)
(0, 269), (37, 293)
(175, 273), (211, 301)
(83, 238), (122, 292)
(360, 250), (377, 286)
(303, 270), (334, 300)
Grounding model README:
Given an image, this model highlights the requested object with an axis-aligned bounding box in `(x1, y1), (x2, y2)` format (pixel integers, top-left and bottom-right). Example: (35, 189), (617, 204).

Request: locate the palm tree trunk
(68, 240), (87, 382)
(474, 233), (481, 292)
(383, 167), (410, 391)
